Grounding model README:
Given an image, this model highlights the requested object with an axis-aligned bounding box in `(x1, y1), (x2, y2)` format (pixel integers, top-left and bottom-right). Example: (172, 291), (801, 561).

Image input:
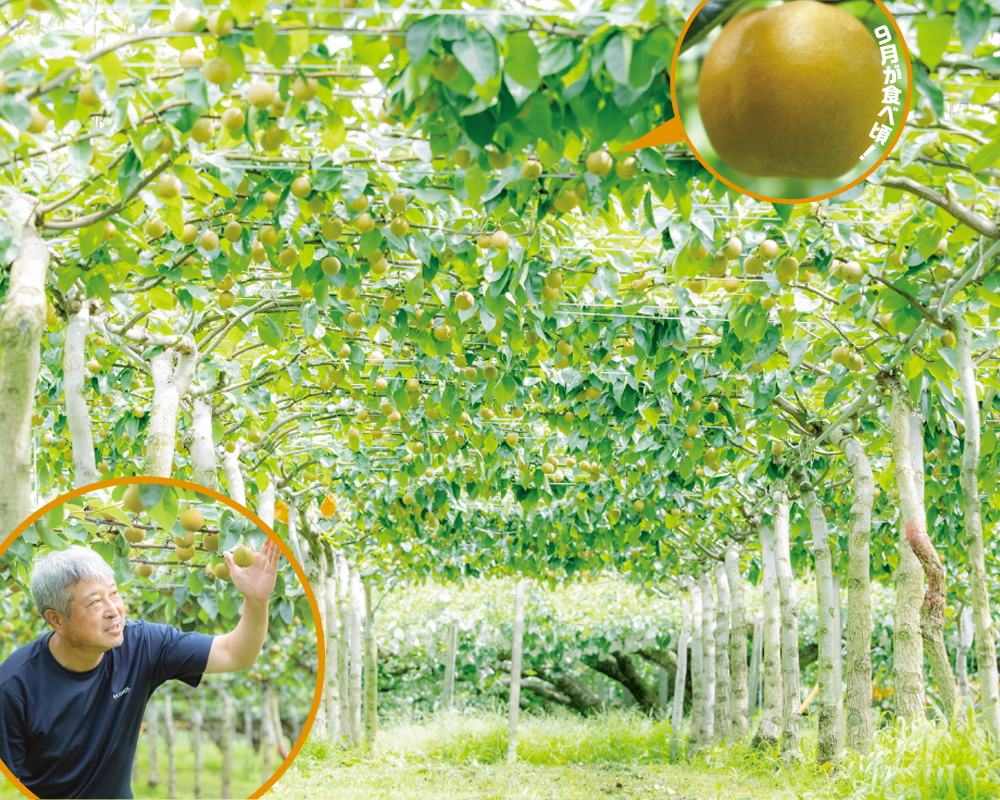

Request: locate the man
(0, 538), (280, 799)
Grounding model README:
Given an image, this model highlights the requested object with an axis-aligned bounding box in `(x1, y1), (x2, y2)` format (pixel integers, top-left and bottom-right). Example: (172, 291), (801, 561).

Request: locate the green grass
(268, 708), (826, 800)
(1, 731), (271, 799)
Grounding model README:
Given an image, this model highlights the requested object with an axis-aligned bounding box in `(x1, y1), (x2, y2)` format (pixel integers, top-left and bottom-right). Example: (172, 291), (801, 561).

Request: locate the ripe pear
(248, 80), (275, 109)
(155, 174), (182, 200)
(291, 75), (319, 101)
(522, 159), (542, 180)
(123, 526), (145, 544)
(214, 562), (231, 580)
(180, 508), (204, 532)
(586, 150), (614, 176)
(290, 175), (312, 198)
(233, 545), (255, 568)
(203, 57), (232, 85)
(191, 117), (214, 143)
(123, 484), (146, 513)
(615, 156), (638, 180)
(432, 55), (460, 82)
(221, 106), (245, 131)
(137, 564), (154, 578)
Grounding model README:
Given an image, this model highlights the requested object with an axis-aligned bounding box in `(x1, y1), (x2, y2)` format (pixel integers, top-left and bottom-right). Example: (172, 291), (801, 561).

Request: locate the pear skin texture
(698, 0), (884, 180)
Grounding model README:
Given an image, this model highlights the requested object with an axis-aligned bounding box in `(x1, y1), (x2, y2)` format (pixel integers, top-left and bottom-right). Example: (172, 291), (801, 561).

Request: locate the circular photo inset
(673, 0), (911, 202)
(0, 480), (321, 800)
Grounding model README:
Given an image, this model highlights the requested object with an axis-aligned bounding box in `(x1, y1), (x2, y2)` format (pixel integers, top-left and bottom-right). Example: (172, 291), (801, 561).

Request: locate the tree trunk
(802, 486), (838, 766)
(309, 548), (328, 741)
(147, 702), (159, 788)
(0, 195), (48, 539)
(689, 579), (705, 752)
(506, 578), (526, 763)
(190, 397), (219, 490)
(337, 552), (351, 744)
(143, 345), (197, 477)
(443, 620), (458, 710)
(243, 704), (252, 778)
(658, 667), (670, 714)
(192, 698), (202, 800)
(257, 477), (275, 529)
(773, 490), (801, 759)
(725, 544), (749, 737)
(363, 582), (378, 753)
(748, 620), (762, 719)
(221, 689), (234, 799)
(956, 604), (973, 703)
(954, 312), (1000, 742)
(165, 692), (176, 798)
(700, 570), (716, 743)
(270, 683), (284, 755)
(906, 412), (959, 721)
(714, 561), (731, 741)
(348, 565), (363, 746)
(324, 550), (341, 742)
(889, 380), (927, 720)
(222, 446), (246, 506)
(833, 572), (844, 751)
(671, 592), (690, 761)
(63, 297), (99, 488)
(832, 431), (874, 755)
(261, 682), (275, 782)
(752, 525), (782, 749)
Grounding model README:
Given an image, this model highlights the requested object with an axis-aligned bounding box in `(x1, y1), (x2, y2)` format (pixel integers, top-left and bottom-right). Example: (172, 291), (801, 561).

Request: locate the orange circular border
(669, 0), (914, 204)
(0, 477), (325, 800)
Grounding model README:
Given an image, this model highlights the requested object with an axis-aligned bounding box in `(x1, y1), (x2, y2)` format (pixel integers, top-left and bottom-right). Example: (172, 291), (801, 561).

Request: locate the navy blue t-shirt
(0, 619), (214, 799)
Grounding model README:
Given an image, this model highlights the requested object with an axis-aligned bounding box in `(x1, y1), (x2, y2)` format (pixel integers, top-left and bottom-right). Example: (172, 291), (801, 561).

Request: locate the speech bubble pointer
(618, 117), (684, 153)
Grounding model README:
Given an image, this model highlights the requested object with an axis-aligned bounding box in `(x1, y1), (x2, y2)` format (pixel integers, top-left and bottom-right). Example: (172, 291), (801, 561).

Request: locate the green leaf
(603, 34), (633, 86)
(916, 17), (953, 68)
(956, 1), (989, 54)
(233, 0), (268, 24)
(405, 274), (425, 305)
(970, 139), (1000, 175)
(198, 592), (219, 620)
(148, 489), (179, 533)
(504, 32), (541, 91)
(680, 0), (747, 54)
(36, 522), (69, 551)
(0, 94), (31, 130)
(97, 51), (122, 96)
(254, 19), (276, 50)
(139, 483), (166, 510)
(405, 16), (440, 64)
(300, 301), (318, 337)
(465, 166), (488, 204)
(453, 28), (498, 85)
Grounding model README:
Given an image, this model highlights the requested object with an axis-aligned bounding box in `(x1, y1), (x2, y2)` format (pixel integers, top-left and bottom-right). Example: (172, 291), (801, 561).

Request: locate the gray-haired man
(0, 540), (280, 799)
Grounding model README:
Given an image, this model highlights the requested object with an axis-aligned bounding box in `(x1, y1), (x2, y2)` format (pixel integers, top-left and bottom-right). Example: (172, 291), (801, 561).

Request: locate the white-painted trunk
(442, 620), (458, 710)
(192, 698), (203, 799)
(324, 551), (341, 742)
(164, 692), (176, 797)
(191, 397), (219, 490)
(310, 561), (328, 741)
(714, 564), (731, 741)
(0, 195), (48, 539)
(363, 582), (378, 753)
(831, 430), (874, 755)
(146, 703), (159, 787)
(753, 525), (782, 748)
(957, 605), (973, 702)
(62, 298), (99, 488)
(689, 580), (705, 751)
(803, 487), (838, 765)
(725, 544), (749, 736)
(222, 447), (246, 506)
(257, 477), (275, 529)
(889, 382), (927, 720)
(506, 578), (526, 763)
(670, 593), (691, 761)
(700, 571), (716, 742)
(143, 345), (197, 478)
(748, 620), (763, 719)
(243, 704), (252, 778)
(955, 313), (1000, 741)
(349, 565), (363, 745)
(337, 552), (351, 743)
(832, 572), (844, 751)
(261, 683), (275, 781)
(773, 490), (801, 758)
(221, 689), (233, 799)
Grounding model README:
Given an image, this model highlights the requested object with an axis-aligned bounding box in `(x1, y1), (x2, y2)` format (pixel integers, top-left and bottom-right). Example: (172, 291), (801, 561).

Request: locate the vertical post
(244, 703), (252, 778)
(773, 489), (801, 759)
(337, 552), (351, 744)
(221, 689), (233, 799)
(688, 579), (705, 752)
(658, 667), (670, 714)
(324, 548), (341, 743)
(363, 581), (378, 754)
(725, 544), (749, 737)
(700, 570), (716, 743)
(670, 592), (690, 762)
(506, 578), (526, 764)
(349, 565), (364, 746)
(748, 620), (763, 719)
(832, 572), (844, 752)
(261, 682), (275, 782)
(147, 703), (159, 788)
(192, 697), (203, 800)
(442, 620), (458, 711)
(164, 692), (176, 798)
(752, 524), (783, 749)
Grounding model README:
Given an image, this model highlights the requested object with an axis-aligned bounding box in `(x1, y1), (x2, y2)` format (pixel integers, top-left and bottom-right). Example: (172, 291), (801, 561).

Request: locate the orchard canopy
(1, 0), (1000, 767)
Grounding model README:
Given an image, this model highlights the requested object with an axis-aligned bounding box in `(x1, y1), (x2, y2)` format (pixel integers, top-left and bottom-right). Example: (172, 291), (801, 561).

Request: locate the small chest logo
(113, 687), (131, 700)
